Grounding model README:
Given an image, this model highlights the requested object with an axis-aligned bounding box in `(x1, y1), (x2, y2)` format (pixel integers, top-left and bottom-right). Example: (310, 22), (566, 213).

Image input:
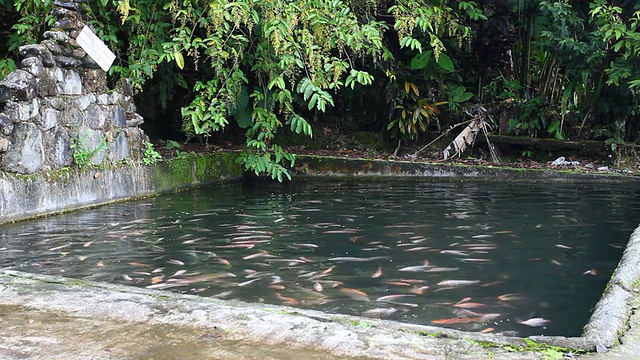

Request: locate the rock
(4, 98), (39, 122)
(47, 126), (72, 167)
(81, 54), (101, 69)
(18, 44), (55, 67)
(55, 69), (82, 95)
(59, 107), (83, 128)
(43, 31), (70, 44)
(115, 78), (133, 97)
(0, 137), (8, 152)
(126, 113), (144, 127)
(0, 69), (36, 103)
(74, 93), (96, 111)
(112, 106), (126, 127)
(0, 122), (44, 173)
(96, 93), (110, 105)
(85, 104), (106, 129)
(20, 57), (44, 77)
(41, 39), (62, 55)
(71, 127), (106, 166)
(0, 113), (14, 136)
(71, 48), (86, 60)
(35, 68), (58, 97)
(36, 108), (60, 131)
(107, 131), (130, 162)
(55, 56), (82, 68)
(53, 0), (78, 10)
(79, 69), (107, 93)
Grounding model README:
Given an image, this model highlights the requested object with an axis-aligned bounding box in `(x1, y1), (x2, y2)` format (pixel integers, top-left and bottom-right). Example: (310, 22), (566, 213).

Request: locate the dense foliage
(1, 0), (640, 178)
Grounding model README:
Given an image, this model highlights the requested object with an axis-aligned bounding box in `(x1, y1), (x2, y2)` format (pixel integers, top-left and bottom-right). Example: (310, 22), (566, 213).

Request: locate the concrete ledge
(0, 269), (571, 359)
(0, 152), (243, 224)
(293, 155), (640, 182)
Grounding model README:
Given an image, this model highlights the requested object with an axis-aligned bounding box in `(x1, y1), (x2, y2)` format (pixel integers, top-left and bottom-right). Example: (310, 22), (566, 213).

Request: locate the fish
(238, 278), (260, 287)
(383, 281), (411, 287)
(453, 302), (487, 309)
(170, 270), (187, 278)
(518, 318), (550, 327)
(426, 267), (459, 272)
(432, 317), (483, 325)
(313, 282), (323, 292)
(409, 285), (429, 294)
(275, 292), (300, 305)
(480, 328), (495, 333)
(129, 262), (149, 267)
(376, 294), (416, 302)
(150, 275), (164, 284)
(437, 280), (481, 287)
(243, 251), (274, 260)
(362, 308), (398, 318)
(323, 229), (359, 234)
(167, 259), (185, 266)
(217, 244), (255, 249)
(321, 265), (335, 274)
(372, 267), (383, 278)
(440, 250), (469, 256)
(328, 256), (388, 262)
(339, 288), (370, 301)
(497, 293), (523, 302)
(582, 268), (598, 276)
(555, 244), (572, 249)
(399, 260), (430, 272)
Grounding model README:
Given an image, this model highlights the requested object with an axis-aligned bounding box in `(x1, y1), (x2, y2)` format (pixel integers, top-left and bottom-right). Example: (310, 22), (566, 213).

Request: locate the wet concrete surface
(0, 270), (565, 360)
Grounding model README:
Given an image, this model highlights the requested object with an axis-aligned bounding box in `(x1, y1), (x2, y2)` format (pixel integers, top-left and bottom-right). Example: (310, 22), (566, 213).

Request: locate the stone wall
(0, 0), (147, 174)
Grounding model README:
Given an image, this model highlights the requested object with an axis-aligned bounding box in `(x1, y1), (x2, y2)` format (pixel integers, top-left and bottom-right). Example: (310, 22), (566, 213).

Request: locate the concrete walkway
(2, 269), (638, 360)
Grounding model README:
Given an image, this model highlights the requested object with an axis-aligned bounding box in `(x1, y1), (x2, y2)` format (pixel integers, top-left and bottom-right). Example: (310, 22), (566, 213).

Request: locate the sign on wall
(76, 26), (116, 72)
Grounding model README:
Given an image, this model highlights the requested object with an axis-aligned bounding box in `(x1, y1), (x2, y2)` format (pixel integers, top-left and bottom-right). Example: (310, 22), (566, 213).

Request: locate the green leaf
(437, 53), (454, 71)
(410, 51), (432, 69)
(174, 51), (185, 69)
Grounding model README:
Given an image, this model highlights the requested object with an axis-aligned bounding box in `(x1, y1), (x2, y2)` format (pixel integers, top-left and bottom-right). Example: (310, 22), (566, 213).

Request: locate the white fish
(437, 280), (481, 287)
(362, 308), (398, 318)
(518, 318), (550, 327)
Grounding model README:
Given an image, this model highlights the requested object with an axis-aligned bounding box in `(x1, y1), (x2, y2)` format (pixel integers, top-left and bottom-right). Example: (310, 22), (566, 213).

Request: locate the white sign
(76, 26), (116, 72)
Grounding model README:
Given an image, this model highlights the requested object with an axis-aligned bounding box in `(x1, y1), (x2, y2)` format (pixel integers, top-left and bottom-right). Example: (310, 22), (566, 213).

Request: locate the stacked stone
(0, 0), (147, 174)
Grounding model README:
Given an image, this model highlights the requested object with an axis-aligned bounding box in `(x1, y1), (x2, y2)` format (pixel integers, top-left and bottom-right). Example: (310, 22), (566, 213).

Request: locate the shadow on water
(1, 178), (639, 338)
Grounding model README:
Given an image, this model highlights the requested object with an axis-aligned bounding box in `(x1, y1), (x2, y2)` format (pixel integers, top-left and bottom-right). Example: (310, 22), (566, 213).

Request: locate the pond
(1, 178), (638, 337)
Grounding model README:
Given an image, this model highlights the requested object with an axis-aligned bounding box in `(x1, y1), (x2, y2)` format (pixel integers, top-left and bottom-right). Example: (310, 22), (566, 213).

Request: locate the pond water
(1, 178), (639, 337)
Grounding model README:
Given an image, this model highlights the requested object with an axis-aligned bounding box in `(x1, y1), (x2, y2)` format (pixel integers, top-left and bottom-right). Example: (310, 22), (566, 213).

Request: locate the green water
(1, 178), (638, 337)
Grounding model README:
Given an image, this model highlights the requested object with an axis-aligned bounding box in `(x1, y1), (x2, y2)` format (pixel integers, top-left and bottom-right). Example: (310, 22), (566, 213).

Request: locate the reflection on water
(1, 178), (639, 337)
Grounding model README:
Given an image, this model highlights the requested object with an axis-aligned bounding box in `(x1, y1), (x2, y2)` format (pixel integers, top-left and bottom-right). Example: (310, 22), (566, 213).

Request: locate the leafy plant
(388, 81), (446, 155)
(142, 142), (162, 165)
(70, 131), (108, 168)
(166, 140), (194, 159)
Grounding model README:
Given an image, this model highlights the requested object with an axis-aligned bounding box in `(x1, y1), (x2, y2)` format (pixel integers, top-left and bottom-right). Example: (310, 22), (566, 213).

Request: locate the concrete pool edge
(0, 269), (598, 359)
(0, 152), (243, 225)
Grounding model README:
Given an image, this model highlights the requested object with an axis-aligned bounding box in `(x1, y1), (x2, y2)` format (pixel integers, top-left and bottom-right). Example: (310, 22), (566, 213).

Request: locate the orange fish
(409, 285), (429, 295)
(372, 267), (383, 278)
(321, 265), (335, 275)
(339, 288), (370, 301)
(275, 292), (300, 306)
(431, 317), (483, 325)
(150, 275), (164, 284)
(218, 258), (231, 266)
(480, 328), (495, 333)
